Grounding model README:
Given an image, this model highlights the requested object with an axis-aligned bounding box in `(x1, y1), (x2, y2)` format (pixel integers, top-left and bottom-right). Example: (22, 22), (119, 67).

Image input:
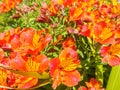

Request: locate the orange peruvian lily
(0, 0), (22, 13)
(69, 1), (93, 21)
(51, 0), (78, 7)
(12, 75), (38, 89)
(100, 43), (120, 66)
(85, 78), (104, 90)
(0, 27), (21, 51)
(69, 6), (83, 21)
(50, 48), (80, 89)
(10, 28), (52, 55)
(32, 30), (52, 53)
(10, 54), (49, 73)
(62, 37), (76, 50)
(0, 68), (38, 89)
(63, 0), (78, 7)
(94, 21), (115, 44)
(78, 78), (104, 90)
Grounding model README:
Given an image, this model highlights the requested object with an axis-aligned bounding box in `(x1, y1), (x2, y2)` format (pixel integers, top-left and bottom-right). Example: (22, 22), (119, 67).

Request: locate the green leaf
(95, 65), (103, 85)
(106, 65), (120, 90)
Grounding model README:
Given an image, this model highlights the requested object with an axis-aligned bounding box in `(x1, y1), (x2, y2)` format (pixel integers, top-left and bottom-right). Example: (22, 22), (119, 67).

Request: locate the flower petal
(61, 70), (80, 87)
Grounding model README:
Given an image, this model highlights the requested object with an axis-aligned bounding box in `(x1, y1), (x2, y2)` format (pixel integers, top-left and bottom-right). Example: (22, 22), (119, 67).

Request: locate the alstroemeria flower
(94, 21), (115, 44)
(51, 0), (78, 7)
(12, 75), (38, 88)
(10, 28), (52, 55)
(10, 54), (49, 73)
(100, 43), (120, 66)
(0, 0), (22, 13)
(0, 27), (20, 51)
(0, 68), (38, 89)
(85, 78), (104, 90)
(69, 6), (83, 21)
(62, 37), (76, 50)
(32, 30), (52, 53)
(78, 78), (104, 90)
(50, 48), (80, 89)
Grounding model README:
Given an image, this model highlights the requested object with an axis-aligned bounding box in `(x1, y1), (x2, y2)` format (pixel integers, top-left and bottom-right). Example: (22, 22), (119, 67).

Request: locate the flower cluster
(45, 0), (120, 66)
(0, 27), (52, 89)
(0, 27), (81, 89)
(0, 0), (22, 13)
(0, 0), (120, 90)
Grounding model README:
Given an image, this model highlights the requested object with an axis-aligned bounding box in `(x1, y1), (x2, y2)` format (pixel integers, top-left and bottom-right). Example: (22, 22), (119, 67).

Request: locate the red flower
(50, 48), (80, 89)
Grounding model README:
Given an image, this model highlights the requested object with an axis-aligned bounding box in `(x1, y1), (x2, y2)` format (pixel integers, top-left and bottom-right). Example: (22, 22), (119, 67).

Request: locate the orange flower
(0, 69), (38, 89)
(94, 21), (115, 44)
(100, 43), (120, 66)
(62, 37), (76, 50)
(0, 0), (22, 13)
(63, 0), (78, 7)
(51, 0), (78, 7)
(12, 76), (38, 88)
(78, 78), (104, 90)
(50, 48), (80, 89)
(69, 6), (83, 21)
(32, 30), (52, 53)
(86, 78), (104, 90)
(10, 54), (49, 73)
(9, 28), (52, 55)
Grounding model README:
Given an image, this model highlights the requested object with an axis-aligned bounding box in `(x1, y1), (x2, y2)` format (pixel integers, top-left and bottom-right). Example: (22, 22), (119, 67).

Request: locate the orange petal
(61, 70), (80, 87)
(16, 76), (38, 88)
(10, 54), (26, 71)
(10, 35), (21, 49)
(52, 69), (61, 90)
(35, 54), (49, 72)
(20, 28), (35, 45)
